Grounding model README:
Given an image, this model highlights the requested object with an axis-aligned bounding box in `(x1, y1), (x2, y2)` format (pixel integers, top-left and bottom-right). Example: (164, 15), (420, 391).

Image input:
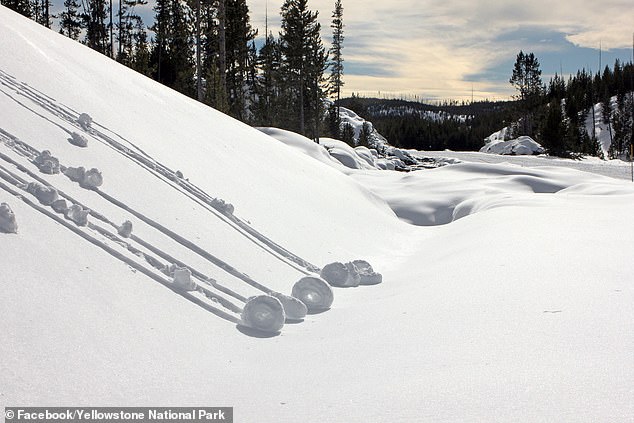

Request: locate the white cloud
(248, 0), (633, 99)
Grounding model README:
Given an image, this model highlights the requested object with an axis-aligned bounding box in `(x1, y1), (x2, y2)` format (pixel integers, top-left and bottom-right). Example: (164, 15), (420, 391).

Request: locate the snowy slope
(2, 7), (634, 423)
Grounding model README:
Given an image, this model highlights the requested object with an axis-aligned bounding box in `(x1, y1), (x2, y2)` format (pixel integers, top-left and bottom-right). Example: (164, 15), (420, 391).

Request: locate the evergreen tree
(252, 32), (283, 126)
(358, 121), (371, 147)
(280, 0), (328, 137)
(509, 51), (543, 136)
(59, 0), (82, 40)
(116, 0), (147, 67)
(224, 0), (257, 120)
(1, 0), (33, 18)
(83, 0), (110, 54)
(150, 0), (195, 96)
(328, 0), (344, 125)
(340, 122), (354, 145)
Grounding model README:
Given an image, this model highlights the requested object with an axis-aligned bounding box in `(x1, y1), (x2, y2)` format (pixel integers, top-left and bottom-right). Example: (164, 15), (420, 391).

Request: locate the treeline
(539, 59), (634, 158)
(339, 96), (516, 151)
(2, 0), (345, 140)
(341, 55), (634, 158)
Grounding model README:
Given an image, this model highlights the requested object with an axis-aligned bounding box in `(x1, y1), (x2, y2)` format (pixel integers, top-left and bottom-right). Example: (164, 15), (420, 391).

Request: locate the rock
(117, 220), (133, 238)
(26, 182), (59, 206)
(69, 132), (88, 147)
(172, 267), (196, 291)
(291, 276), (334, 311)
(240, 295), (285, 333)
(270, 291), (308, 321)
(352, 259), (383, 285)
(0, 203), (18, 234)
(77, 113), (92, 130)
(65, 204), (89, 226)
(320, 261), (360, 287)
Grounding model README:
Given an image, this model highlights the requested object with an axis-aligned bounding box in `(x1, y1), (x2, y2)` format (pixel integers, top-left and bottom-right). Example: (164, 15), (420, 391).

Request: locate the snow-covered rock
(0, 203), (18, 234)
(480, 136), (545, 155)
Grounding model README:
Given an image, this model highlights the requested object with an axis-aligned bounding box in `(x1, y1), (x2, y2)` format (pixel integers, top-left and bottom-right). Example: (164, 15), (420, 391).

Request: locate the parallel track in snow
(0, 69), (320, 275)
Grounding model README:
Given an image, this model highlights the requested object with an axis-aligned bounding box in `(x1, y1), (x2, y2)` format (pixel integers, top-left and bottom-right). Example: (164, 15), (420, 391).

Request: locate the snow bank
(480, 135), (545, 155)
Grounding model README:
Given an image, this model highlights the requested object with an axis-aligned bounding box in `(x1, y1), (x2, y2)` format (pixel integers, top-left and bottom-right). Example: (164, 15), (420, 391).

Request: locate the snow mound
(480, 136), (545, 155)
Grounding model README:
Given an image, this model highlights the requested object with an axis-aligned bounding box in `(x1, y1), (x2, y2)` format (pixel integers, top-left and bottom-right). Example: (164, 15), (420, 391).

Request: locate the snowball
(77, 113), (92, 130)
(291, 276), (334, 311)
(64, 166), (85, 183)
(34, 150), (60, 174)
(51, 199), (69, 214)
(69, 132), (88, 147)
(352, 259), (383, 285)
(82, 168), (103, 189)
(320, 262), (360, 287)
(270, 291), (308, 321)
(26, 182), (59, 206)
(0, 203), (18, 234)
(211, 198), (234, 215)
(64, 166), (103, 189)
(172, 267), (196, 291)
(65, 204), (89, 226)
(117, 220), (133, 238)
(240, 295), (285, 333)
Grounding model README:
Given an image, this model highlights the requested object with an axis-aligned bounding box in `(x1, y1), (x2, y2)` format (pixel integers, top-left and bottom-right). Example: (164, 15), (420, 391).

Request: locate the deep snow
(2, 6), (634, 422)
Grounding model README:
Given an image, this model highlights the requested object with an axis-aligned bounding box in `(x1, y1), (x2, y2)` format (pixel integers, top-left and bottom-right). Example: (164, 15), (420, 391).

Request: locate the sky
(245, 0), (634, 101)
(47, 0), (634, 102)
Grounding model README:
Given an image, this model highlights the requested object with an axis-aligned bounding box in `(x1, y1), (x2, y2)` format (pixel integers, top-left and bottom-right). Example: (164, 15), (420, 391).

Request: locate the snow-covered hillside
(2, 6), (634, 422)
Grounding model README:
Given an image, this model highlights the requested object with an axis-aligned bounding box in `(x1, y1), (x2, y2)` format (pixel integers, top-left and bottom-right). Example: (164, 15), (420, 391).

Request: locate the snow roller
(240, 295), (286, 333)
(291, 276), (334, 311)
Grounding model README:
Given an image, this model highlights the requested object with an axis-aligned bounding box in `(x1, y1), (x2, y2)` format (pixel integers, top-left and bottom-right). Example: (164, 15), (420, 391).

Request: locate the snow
(2, 6), (634, 422)
(480, 135), (545, 155)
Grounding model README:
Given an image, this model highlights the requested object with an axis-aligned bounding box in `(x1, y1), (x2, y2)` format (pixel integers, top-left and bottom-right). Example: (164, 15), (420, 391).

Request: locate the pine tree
(340, 122), (354, 145)
(509, 51), (543, 135)
(59, 0), (82, 40)
(358, 121), (371, 147)
(83, 0), (110, 54)
(280, 0), (327, 137)
(150, 0), (195, 96)
(1, 0), (33, 18)
(328, 0), (344, 124)
(116, 0), (147, 67)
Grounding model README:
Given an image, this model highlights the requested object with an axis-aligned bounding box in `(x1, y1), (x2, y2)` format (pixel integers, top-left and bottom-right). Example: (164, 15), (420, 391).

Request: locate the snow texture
(0, 202), (18, 233)
(240, 295), (285, 333)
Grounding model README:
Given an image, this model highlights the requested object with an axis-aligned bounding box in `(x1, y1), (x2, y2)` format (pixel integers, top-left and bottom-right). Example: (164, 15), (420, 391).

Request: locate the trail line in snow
(0, 145), (282, 303)
(0, 175), (242, 327)
(0, 68), (320, 275)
